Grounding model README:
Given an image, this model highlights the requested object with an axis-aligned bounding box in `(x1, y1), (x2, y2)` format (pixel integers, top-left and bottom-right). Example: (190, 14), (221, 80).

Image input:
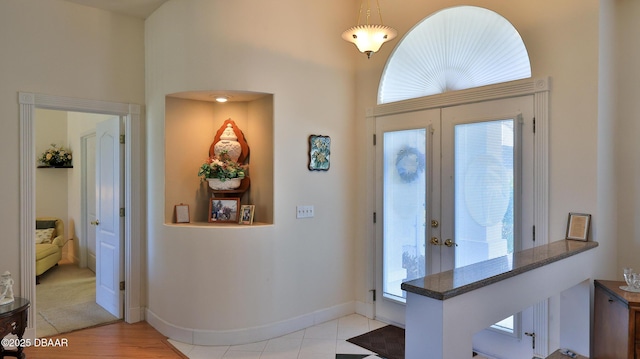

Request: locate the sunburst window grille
(378, 6), (531, 104)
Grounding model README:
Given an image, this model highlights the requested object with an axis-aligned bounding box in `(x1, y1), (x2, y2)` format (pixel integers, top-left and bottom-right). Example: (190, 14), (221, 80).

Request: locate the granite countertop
(401, 240), (599, 300)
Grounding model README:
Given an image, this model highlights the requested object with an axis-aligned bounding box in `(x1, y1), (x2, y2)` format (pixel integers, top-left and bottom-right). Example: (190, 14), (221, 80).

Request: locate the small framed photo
(174, 204), (190, 223)
(566, 212), (591, 241)
(209, 198), (240, 223)
(308, 134), (330, 171)
(239, 205), (255, 225)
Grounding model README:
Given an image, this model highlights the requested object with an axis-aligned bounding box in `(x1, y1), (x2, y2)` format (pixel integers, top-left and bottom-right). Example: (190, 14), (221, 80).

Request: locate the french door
(375, 96), (536, 357)
(374, 109), (440, 324)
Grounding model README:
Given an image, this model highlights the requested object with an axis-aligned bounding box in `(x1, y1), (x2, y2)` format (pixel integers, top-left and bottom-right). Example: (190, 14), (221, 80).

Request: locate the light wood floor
(24, 321), (187, 359)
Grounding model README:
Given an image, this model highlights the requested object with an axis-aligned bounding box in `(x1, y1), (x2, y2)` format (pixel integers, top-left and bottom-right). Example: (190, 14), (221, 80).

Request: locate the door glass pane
(383, 129), (427, 302)
(454, 119), (514, 268)
(454, 119), (515, 332)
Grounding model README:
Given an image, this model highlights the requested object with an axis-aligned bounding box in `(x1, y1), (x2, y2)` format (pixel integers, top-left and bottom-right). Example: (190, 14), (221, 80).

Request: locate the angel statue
(0, 271), (15, 305)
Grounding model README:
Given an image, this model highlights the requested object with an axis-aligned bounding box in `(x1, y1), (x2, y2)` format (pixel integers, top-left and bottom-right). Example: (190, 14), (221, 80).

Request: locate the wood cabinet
(0, 297), (29, 359)
(593, 280), (640, 358)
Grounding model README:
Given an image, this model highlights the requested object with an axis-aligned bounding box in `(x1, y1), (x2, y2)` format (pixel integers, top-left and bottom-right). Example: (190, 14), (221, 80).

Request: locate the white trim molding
(533, 81), (551, 358)
(18, 92), (144, 335)
(373, 77), (550, 117)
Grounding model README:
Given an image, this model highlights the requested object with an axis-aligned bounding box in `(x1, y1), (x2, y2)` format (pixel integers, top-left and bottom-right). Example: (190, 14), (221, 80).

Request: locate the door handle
(90, 220), (100, 226)
(430, 237), (441, 246)
(444, 238), (457, 247)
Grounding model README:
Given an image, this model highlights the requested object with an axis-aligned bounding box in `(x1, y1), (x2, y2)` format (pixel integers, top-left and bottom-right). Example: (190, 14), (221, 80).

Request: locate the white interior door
(374, 109), (440, 325)
(95, 117), (124, 318)
(441, 96), (535, 358)
(81, 133), (97, 273)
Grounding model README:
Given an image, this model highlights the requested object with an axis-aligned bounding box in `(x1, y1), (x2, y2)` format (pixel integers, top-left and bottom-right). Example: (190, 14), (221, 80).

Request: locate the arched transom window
(378, 6), (531, 104)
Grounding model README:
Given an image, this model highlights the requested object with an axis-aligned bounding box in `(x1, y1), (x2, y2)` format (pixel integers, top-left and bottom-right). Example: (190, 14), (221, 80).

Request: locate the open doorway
(19, 92), (144, 340)
(34, 109), (121, 337)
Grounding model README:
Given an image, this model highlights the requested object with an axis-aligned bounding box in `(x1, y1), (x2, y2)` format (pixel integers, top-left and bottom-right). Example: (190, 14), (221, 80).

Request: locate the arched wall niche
(378, 6), (532, 104)
(164, 90), (274, 225)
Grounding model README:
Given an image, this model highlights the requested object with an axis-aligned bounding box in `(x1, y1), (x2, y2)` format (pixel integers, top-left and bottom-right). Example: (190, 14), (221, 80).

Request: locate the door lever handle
(444, 238), (458, 247)
(90, 220), (100, 226)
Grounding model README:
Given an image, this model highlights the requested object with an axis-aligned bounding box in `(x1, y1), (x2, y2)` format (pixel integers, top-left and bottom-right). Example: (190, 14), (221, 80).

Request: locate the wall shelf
(37, 165), (73, 168)
(208, 177), (250, 198)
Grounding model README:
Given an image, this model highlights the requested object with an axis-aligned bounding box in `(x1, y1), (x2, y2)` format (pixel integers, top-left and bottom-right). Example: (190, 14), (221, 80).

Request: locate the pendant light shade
(342, 0), (397, 59)
(342, 24), (397, 58)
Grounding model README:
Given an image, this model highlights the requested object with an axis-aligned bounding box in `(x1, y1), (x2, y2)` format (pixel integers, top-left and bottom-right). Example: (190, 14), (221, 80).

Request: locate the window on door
(453, 119), (518, 268)
(382, 128), (428, 302)
(452, 118), (520, 335)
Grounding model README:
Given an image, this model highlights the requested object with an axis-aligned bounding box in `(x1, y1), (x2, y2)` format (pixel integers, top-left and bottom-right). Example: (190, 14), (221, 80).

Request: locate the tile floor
(168, 314), (387, 359)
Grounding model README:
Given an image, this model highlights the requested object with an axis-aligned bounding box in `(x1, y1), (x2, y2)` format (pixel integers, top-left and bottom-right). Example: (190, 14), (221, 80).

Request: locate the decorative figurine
(0, 271), (15, 305)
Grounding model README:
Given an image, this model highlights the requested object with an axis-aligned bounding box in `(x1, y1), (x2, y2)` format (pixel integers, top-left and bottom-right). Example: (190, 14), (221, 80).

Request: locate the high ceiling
(64, 0), (169, 19)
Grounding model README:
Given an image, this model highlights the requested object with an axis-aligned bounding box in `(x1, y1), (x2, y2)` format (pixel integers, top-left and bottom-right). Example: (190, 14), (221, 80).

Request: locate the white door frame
(18, 92), (144, 338)
(367, 77), (551, 357)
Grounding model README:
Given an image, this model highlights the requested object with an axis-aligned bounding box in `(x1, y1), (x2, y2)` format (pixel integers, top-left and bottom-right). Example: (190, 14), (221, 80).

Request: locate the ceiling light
(342, 0), (397, 59)
(215, 96), (229, 103)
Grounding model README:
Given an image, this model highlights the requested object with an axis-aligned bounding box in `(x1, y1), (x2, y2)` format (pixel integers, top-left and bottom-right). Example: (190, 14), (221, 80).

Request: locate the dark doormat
(347, 325), (405, 359)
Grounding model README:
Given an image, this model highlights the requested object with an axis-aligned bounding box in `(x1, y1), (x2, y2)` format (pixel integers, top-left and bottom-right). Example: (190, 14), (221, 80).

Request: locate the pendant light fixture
(342, 0), (397, 59)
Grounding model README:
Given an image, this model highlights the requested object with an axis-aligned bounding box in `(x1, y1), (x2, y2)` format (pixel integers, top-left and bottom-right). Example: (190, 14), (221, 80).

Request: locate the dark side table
(0, 297), (30, 359)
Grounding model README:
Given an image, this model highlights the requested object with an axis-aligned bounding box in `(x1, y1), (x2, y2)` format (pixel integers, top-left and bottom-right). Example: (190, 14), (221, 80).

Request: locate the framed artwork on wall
(308, 135), (330, 171)
(209, 198), (240, 223)
(566, 212), (591, 241)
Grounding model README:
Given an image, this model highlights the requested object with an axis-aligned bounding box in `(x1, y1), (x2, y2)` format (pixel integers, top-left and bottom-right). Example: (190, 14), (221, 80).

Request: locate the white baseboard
(355, 300), (374, 319)
(126, 306), (144, 323)
(146, 301), (355, 346)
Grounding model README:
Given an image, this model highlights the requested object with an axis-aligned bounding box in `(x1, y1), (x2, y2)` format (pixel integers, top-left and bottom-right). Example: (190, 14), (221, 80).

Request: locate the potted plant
(198, 151), (247, 190)
(38, 144), (73, 167)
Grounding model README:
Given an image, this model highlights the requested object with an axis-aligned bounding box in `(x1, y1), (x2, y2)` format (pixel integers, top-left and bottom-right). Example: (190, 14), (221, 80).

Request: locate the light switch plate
(296, 205), (314, 219)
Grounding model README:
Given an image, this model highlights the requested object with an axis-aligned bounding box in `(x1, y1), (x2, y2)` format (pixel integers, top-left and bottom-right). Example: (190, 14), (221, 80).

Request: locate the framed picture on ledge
(239, 205), (255, 225)
(566, 212), (591, 241)
(174, 204), (190, 223)
(209, 198), (240, 223)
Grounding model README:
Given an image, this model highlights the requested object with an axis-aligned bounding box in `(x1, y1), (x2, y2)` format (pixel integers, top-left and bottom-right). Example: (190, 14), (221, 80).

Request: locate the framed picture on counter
(566, 212), (591, 241)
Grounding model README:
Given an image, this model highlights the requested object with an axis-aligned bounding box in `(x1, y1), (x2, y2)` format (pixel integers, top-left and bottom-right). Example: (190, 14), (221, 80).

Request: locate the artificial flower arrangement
(38, 144), (73, 167)
(198, 151), (247, 182)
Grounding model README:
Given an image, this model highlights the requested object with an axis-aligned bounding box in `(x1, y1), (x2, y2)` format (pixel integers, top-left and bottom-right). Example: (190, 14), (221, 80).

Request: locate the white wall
(614, 0), (640, 275)
(0, 0), (144, 289)
(35, 109), (69, 230)
(144, 0), (357, 343)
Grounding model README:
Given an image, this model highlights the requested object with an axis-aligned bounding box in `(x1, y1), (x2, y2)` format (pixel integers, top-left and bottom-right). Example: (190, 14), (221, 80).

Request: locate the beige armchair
(35, 217), (67, 282)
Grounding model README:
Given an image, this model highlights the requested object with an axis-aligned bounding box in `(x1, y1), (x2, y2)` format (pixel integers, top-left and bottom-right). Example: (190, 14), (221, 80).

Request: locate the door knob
(430, 237), (441, 246)
(90, 220), (100, 226)
(444, 238), (457, 247)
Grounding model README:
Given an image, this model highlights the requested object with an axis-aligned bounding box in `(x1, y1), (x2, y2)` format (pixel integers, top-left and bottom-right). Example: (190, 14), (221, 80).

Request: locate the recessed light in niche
(214, 96), (229, 103)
